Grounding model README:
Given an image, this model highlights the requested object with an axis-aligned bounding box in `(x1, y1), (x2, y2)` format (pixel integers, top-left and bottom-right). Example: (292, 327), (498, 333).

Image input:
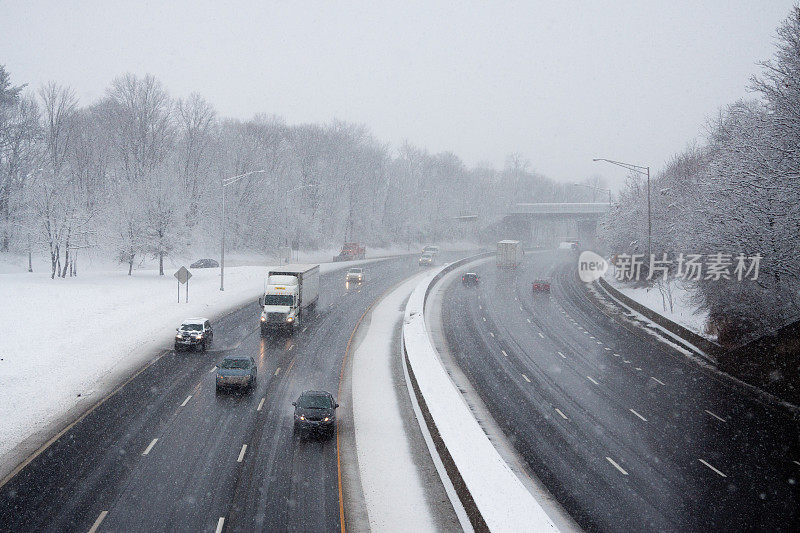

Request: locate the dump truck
(333, 242), (366, 261)
(259, 264), (320, 334)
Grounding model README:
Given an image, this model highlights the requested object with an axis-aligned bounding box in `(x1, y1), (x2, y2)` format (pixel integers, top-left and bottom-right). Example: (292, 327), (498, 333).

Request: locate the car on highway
(175, 318), (213, 351)
(345, 267), (365, 283)
(532, 279), (551, 292)
(462, 272), (480, 286)
(419, 253), (434, 266)
(215, 355), (257, 392)
(293, 390), (338, 437)
(190, 258), (219, 268)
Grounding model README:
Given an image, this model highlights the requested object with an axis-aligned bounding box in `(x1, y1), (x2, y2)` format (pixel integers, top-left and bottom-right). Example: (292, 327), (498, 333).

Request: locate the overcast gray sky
(1, 1), (796, 189)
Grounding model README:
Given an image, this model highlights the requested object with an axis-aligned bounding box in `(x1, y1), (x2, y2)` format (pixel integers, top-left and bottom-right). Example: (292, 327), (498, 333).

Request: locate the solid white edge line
(142, 438), (158, 456)
(180, 395), (192, 407)
(526, 318), (531, 323)
(613, 353), (621, 357)
(302, 326), (308, 333)
(651, 377), (666, 385)
(87, 510), (108, 533)
(704, 410), (727, 422)
(237, 444), (247, 462)
(522, 374), (531, 383)
(698, 458), (727, 477)
(557, 351), (566, 359)
(555, 408), (568, 420)
(288, 344), (295, 351)
(605, 457), (628, 475)
(538, 332), (544, 339)
(215, 517), (225, 533)
(587, 376), (599, 385)
(489, 332), (495, 337)
(629, 408), (647, 422)
(257, 398), (265, 411)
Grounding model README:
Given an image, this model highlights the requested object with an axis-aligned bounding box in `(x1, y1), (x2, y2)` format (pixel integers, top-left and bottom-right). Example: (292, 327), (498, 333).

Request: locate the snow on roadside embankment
(0, 259), (380, 467)
(604, 268), (713, 340)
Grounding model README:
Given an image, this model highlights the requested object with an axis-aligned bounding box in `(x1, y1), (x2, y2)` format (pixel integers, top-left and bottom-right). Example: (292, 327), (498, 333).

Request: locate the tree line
(0, 69), (594, 279)
(602, 7), (800, 345)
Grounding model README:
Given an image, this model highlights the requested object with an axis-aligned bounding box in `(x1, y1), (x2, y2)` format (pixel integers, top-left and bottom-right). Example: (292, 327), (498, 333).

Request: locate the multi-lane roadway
(0, 256), (427, 533)
(440, 250), (799, 532)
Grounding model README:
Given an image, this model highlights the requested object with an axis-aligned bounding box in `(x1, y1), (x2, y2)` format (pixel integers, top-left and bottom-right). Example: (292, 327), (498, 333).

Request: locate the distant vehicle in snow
(532, 279), (551, 292)
(190, 258), (219, 268)
(175, 318), (213, 351)
(462, 272), (480, 286)
(293, 390), (338, 437)
(497, 240), (523, 268)
(422, 245), (439, 256)
(333, 242), (366, 261)
(419, 253), (434, 266)
(557, 241), (579, 252)
(215, 355), (256, 392)
(346, 267), (365, 283)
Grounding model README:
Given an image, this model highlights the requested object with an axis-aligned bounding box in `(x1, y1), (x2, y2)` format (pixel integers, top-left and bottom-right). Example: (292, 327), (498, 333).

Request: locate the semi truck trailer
(259, 264), (320, 334)
(497, 240), (524, 268)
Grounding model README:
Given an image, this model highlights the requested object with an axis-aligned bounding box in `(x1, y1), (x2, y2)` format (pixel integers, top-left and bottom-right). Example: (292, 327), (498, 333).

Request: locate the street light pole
(220, 170), (267, 291)
(593, 158), (651, 259)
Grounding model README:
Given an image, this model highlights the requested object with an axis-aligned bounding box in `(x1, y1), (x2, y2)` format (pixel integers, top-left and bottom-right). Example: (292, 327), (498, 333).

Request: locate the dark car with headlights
(215, 355), (257, 392)
(462, 272), (479, 286)
(293, 390), (338, 437)
(175, 318), (213, 351)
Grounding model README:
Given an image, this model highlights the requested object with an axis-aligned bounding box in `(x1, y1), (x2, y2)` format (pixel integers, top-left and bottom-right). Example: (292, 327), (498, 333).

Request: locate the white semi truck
(259, 264), (320, 334)
(497, 240), (524, 268)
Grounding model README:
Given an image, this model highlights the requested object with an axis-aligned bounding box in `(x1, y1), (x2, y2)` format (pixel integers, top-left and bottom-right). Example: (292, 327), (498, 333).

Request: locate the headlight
(260, 315), (266, 322)
(194, 334), (203, 339)
(176, 334), (181, 338)
(287, 317), (294, 322)
(323, 417), (330, 422)
(300, 415), (305, 420)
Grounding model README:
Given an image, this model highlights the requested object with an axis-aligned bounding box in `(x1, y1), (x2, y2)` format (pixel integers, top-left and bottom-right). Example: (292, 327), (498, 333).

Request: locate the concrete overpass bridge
(501, 202), (611, 247)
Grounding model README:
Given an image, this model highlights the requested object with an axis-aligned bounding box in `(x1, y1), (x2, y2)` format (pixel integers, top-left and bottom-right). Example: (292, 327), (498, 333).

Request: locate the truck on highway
(259, 264), (320, 334)
(497, 240), (524, 268)
(333, 242), (366, 261)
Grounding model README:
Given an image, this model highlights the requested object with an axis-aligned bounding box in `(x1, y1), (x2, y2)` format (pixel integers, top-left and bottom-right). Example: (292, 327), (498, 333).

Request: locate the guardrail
(402, 253), (557, 532)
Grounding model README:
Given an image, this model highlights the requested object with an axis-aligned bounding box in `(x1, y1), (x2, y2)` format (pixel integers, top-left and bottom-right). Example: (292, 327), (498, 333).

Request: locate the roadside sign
(174, 266), (192, 302)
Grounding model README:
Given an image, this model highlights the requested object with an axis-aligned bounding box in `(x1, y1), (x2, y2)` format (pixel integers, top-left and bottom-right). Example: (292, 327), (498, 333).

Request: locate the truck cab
(259, 265), (320, 335)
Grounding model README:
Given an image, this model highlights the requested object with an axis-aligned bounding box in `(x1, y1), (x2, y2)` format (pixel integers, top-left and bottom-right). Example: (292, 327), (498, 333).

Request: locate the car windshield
(180, 323), (203, 331)
(264, 294), (293, 306)
(219, 358), (251, 369)
(297, 394), (331, 409)
(348, 269), (361, 273)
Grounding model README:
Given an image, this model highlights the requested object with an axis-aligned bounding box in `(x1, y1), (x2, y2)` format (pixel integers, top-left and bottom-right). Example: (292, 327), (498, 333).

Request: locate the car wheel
(174, 344), (180, 352)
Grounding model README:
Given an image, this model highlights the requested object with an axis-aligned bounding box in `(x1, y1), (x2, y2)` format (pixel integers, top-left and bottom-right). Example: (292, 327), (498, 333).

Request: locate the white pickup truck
(259, 264), (320, 335)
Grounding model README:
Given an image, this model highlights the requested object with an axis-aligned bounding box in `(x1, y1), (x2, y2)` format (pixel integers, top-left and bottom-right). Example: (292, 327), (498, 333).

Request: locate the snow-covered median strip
(403, 263), (558, 532)
(0, 258), (383, 474)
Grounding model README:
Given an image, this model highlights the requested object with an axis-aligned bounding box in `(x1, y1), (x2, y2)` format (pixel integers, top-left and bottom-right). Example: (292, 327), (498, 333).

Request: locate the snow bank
(403, 264), (558, 532)
(0, 257), (385, 470)
(604, 268), (711, 339)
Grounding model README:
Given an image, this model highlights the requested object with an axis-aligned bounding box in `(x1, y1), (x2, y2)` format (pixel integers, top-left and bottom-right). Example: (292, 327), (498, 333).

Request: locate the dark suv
(175, 318), (213, 351)
(462, 272), (479, 286)
(293, 390), (338, 437)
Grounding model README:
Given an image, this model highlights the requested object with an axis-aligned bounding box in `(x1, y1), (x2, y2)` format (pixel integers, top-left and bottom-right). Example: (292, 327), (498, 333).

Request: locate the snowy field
(0, 254), (388, 471)
(604, 269), (712, 339)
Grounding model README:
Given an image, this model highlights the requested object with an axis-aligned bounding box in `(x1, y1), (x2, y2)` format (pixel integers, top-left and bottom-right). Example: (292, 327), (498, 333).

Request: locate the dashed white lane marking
(257, 398), (265, 411)
(479, 305), (483, 310)
(698, 459), (727, 477)
(606, 457), (628, 475)
(489, 332), (495, 338)
(215, 517), (225, 533)
(274, 367), (281, 376)
(287, 344), (295, 351)
(623, 360), (632, 364)
(210, 365), (217, 373)
(555, 408), (568, 420)
(651, 377), (666, 385)
(597, 340), (603, 344)
(237, 444), (248, 462)
(88, 511), (108, 533)
(522, 374), (531, 383)
(613, 353), (621, 357)
(302, 326), (308, 333)
(519, 306), (524, 311)
(705, 410), (726, 423)
(635, 367), (642, 371)
(629, 409), (648, 422)
(587, 376), (599, 385)
(538, 332), (544, 339)
(482, 317), (487, 322)
(181, 395), (192, 407)
(142, 438), (158, 456)
(501, 350), (508, 357)
(527, 318), (531, 323)
(604, 347), (611, 351)
(558, 351), (566, 359)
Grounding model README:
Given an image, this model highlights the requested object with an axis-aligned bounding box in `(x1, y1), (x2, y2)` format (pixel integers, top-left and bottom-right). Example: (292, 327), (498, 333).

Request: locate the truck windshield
(264, 294), (294, 306)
